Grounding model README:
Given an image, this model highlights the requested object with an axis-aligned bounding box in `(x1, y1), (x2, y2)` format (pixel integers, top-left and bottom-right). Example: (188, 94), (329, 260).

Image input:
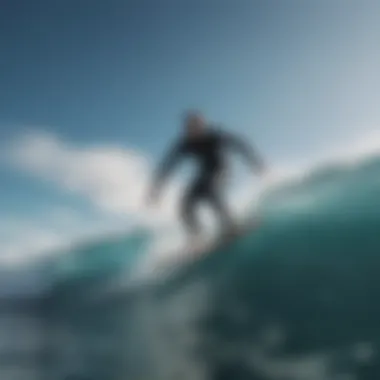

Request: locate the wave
(47, 152), (380, 379)
(48, 151), (380, 286)
(49, 228), (151, 288)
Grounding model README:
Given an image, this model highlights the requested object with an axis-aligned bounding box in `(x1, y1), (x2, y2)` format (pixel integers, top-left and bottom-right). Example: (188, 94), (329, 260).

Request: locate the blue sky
(0, 0), (380, 266)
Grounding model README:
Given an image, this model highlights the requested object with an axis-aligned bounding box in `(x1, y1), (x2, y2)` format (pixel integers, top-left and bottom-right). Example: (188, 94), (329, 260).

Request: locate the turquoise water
(48, 153), (380, 380)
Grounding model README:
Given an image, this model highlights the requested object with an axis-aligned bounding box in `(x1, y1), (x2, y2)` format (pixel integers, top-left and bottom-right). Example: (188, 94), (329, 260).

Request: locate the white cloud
(7, 131), (154, 217)
(4, 129), (185, 241)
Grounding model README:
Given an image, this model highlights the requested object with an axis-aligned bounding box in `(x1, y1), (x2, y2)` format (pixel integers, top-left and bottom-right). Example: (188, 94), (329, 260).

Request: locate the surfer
(147, 111), (266, 241)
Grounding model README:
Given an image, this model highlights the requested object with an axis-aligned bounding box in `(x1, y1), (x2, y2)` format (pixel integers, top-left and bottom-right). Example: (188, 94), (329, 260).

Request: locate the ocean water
(47, 152), (380, 380)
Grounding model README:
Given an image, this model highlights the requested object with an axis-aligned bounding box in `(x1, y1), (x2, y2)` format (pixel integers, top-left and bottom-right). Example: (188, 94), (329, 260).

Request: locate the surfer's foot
(220, 222), (240, 241)
(186, 233), (206, 253)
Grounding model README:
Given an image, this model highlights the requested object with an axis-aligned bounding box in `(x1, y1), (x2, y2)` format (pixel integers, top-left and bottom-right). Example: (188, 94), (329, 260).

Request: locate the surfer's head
(183, 110), (206, 138)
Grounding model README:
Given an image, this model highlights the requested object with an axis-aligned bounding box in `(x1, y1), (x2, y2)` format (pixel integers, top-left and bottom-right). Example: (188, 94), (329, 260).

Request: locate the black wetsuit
(153, 127), (262, 235)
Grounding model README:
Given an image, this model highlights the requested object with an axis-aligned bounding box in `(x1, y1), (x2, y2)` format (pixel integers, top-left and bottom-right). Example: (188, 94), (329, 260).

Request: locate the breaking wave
(47, 151), (380, 380)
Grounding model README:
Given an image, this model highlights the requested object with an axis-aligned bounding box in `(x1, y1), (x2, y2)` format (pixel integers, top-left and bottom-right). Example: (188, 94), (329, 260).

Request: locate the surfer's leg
(206, 172), (236, 236)
(209, 193), (234, 234)
(180, 181), (202, 237)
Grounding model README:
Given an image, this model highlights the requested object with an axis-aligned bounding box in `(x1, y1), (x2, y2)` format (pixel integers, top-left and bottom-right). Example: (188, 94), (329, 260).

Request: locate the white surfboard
(154, 216), (261, 280)
(184, 216), (260, 263)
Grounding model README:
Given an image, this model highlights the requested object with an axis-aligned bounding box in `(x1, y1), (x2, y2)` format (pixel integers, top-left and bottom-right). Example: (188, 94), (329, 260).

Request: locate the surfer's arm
(150, 141), (185, 199)
(222, 130), (265, 173)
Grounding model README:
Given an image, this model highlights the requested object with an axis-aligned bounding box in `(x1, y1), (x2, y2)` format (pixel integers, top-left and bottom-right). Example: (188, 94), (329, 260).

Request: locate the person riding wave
(147, 111), (266, 243)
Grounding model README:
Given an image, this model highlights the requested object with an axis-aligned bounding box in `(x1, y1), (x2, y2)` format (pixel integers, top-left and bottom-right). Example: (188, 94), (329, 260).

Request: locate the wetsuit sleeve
(151, 141), (185, 196)
(221, 131), (265, 171)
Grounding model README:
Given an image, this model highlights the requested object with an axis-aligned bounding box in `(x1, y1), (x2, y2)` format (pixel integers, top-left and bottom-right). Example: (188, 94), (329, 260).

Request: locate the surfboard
(184, 217), (260, 262)
(155, 216), (261, 284)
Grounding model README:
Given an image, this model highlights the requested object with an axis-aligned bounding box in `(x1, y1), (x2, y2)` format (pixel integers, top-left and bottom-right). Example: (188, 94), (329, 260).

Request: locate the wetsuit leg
(180, 177), (205, 236)
(205, 171), (234, 233)
(181, 170), (233, 236)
